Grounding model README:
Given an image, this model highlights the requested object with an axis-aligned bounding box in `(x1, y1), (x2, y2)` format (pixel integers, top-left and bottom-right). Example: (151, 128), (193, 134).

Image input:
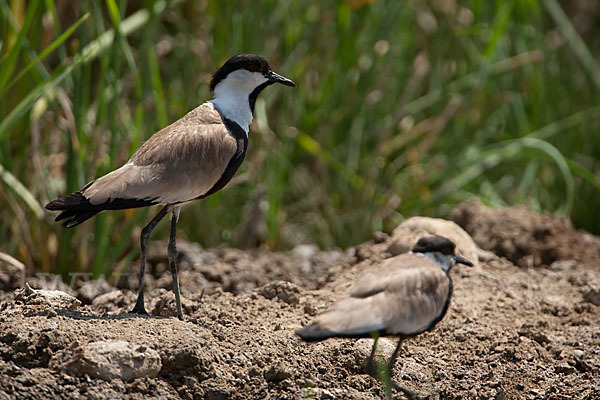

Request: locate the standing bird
(46, 54), (296, 320)
(296, 235), (473, 400)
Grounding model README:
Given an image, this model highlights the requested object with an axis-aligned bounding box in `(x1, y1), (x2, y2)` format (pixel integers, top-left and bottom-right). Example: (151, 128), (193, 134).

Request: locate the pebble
(0, 252), (25, 290)
(573, 349), (583, 359)
(15, 283), (81, 310)
(59, 340), (162, 381)
(555, 362), (576, 375)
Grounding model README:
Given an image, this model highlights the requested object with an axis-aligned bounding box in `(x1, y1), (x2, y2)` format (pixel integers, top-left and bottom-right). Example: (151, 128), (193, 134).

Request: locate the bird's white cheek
(209, 70), (270, 133)
(220, 70), (268, 94)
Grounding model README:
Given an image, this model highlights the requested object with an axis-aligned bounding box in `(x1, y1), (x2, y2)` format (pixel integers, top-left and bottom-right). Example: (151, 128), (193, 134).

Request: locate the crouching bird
(295, 235), (473, 400)
(46, 54), (296, 320)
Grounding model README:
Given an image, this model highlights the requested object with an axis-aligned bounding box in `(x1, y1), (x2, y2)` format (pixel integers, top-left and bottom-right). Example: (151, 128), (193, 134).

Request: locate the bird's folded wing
(374, 267), (450, 335)
(295, 296), (387, 339)
(83, 103), (237, 205)
(347, 255), (451, 335)
(348, 253), (436, 298)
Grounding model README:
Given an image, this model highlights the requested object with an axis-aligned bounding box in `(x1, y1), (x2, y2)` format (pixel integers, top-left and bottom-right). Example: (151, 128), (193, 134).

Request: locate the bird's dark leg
(365, 336), (419, 400)
(168, 207), (184, 320)
(365, 334), (394, 399)
(131, 205), (170, 315)
(387, 339), (419, 400)
(365, 334), (380, 376)
(388, 338), (403, 372)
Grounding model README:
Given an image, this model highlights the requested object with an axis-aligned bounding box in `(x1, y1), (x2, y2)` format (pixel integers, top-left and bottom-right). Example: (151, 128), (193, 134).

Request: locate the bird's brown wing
(372, 264), (450, 335)
(296, 254), (451, 340)
(348, 254), (434, 298)
(83, 103), (237, 206)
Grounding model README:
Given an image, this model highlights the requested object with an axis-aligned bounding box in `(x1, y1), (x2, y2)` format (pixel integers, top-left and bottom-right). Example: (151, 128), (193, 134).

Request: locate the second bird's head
(210, 54), (295, 112)
(411, 235), (474, 272)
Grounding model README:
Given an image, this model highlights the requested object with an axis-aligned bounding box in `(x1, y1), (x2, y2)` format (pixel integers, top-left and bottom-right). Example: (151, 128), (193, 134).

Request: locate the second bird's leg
(131, 205), (170, 315)
(387, 340), (419, 400)
(387, 339), (403, 372)
(168, 207), (184, 320)
(365, 337), (419, 400)
(365, 335), (394, 400)
(364, 335), (380, 378)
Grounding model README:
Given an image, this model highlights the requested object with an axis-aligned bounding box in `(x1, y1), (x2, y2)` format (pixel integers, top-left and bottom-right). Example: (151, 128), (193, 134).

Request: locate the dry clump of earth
(0, 201), (599, 399)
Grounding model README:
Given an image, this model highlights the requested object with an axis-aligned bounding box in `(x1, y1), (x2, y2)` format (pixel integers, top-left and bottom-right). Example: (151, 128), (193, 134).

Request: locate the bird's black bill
(455, 255), (473, 267)
(268, 71), (296, 87)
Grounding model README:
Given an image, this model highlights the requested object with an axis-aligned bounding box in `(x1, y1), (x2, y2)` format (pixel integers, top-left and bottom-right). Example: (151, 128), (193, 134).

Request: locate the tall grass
(1, 0), (599, 277)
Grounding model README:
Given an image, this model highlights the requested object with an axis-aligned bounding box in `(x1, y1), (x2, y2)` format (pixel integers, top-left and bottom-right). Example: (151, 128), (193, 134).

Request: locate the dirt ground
(0, 200), (599, 399)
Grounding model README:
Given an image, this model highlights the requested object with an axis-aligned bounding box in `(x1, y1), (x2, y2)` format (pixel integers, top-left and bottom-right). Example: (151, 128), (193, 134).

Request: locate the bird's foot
(390, 381), (420, 400)
(365, 357), (420, 400)
(130, 302), (149, 316)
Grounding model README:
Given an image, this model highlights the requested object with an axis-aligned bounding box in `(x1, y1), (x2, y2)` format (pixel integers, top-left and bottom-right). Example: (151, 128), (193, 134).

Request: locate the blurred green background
(1, 0), (599, 278)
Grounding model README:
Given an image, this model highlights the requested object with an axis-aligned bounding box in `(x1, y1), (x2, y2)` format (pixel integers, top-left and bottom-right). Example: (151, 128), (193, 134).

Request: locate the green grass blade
(544, 0), (600, 91)
(0, 162), (44, 218)
(43, 0), (68, 58)
(482, 1), (513, 59)
(400, 50), (544, 116)
(529, 104), (600, 140)
(566, 158), (600, 190)
(105, 0), (121, 28)
(1, 12), (90, 97)
(437, 137), (575, 214)
(0, 0), (40, 92)
(0, 3), (164, 142)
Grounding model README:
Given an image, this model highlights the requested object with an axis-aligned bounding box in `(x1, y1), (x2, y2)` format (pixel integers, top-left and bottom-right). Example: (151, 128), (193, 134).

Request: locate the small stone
(575, 358), (593, 372)
(256, 281), (301, 305)
(518, 324), (551, 345)
(303, 302), (318, 316)
(77, 278), (114, 304)
(292, 244), (319, 259)
(548, 260), (576, 271)
(15, 283), (81, 310)
(581, 284), (600, 307)
(0, 252), (25, 291)
(319, 388), (335, 399)
(247, 366), (261, 377)
(264, 363), (292, 382)
(91, 290), (135, 314)
(554, 362), (576, 375)
(58, 340), (161, 381)
(573, 349), (583, 359)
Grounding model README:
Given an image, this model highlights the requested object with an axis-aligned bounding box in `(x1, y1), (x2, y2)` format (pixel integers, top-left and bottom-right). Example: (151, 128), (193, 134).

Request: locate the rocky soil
(0, 200), (598, 399)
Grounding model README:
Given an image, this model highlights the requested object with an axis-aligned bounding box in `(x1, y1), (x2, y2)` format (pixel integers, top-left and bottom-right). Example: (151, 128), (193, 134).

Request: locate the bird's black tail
(46, 181), (160, 228)
(45, 191), (101, 228)
(295, 323), (333, 342)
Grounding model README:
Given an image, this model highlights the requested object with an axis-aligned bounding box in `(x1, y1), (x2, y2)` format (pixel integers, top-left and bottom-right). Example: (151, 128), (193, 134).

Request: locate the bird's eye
(246, 63), (260, 72)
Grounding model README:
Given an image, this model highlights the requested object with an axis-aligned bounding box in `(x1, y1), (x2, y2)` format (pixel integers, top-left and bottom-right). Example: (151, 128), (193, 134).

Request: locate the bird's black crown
(210, 54), (272, 92)
(411, 235), (456, 255)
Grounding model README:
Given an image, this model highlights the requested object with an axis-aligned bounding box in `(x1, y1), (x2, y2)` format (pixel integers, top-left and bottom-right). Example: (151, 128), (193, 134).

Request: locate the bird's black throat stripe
(421, 274), (453, 334)
(249, 81), (274, 114)
(197, 117), (248, 200)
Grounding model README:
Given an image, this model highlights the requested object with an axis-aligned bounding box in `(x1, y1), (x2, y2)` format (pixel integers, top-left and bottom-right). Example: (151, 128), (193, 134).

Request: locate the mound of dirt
(138, 241), (349, 297)
(452, 198), (600, 268)
(0, 204), (599, 399)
